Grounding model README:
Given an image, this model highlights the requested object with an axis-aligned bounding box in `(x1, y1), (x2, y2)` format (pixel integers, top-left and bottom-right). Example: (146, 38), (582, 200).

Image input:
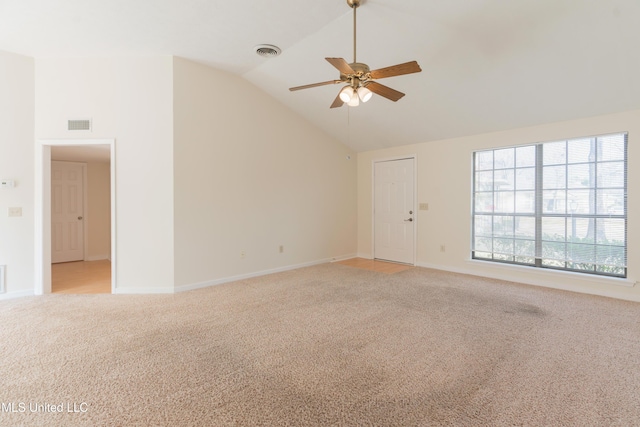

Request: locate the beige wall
(8, 53), (355, 296)
(0, 51), (35, 298)
(35, 56), (175, 292)
(8, 48), (636, 302)
(172, 57), (357, 289)
(86, 161), (111, 260)
(358, 109), (640, 301)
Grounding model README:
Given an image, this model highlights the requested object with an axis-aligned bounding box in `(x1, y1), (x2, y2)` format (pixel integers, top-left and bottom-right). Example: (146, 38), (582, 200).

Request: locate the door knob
(404, 218), (413, 222)
(78, 216), (83, 220)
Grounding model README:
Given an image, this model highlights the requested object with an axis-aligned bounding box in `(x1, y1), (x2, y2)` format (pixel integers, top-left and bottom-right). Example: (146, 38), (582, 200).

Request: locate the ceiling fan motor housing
(340, 62), (371, 84)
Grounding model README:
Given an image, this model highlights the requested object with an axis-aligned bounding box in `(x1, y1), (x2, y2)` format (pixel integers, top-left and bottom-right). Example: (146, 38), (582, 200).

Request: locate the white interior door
(52, 161), (85, 263)
(374, 158), (415, 264)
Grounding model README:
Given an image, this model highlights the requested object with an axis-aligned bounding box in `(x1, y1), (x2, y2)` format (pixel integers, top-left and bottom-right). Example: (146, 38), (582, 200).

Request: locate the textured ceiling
(2, 0), (640, 152)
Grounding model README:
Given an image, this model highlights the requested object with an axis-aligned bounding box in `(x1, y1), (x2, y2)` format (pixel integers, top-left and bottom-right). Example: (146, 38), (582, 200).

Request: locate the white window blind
(472, 132), (627, 277)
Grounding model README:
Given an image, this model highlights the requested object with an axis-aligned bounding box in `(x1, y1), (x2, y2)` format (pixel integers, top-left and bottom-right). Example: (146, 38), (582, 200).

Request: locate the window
(472, 133), (627, 277)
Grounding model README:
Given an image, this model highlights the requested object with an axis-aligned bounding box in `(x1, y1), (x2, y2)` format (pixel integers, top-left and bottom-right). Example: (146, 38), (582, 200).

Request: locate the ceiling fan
(289, 0), (422, 108)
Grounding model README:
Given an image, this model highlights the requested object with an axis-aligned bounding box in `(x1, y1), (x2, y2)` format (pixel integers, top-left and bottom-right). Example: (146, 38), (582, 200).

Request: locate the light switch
(8, 207), (22, 217)
(419, 203), (429, 211)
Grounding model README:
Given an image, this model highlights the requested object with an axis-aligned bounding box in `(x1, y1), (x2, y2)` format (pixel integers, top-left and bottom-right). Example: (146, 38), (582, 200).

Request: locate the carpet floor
(1, 264), (639, 426)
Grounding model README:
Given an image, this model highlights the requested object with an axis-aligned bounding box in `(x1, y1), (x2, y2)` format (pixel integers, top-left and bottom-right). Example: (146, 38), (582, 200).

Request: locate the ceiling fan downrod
(348, 0), (360, 63)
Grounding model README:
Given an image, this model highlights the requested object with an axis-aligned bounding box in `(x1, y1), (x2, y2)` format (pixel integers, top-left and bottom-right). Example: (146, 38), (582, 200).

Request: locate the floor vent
(68, 119), (92, 131)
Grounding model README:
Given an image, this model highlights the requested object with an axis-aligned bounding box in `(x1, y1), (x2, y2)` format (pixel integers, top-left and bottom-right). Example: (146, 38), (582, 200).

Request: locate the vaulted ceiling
(2, 0), (640, 152)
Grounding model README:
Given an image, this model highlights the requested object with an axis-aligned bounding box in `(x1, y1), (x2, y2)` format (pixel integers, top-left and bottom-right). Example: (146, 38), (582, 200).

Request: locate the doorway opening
(35, 139), (116, 295)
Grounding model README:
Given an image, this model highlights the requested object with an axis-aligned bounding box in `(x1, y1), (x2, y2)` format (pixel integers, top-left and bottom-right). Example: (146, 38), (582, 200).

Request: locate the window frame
(471, 132), (628, 278)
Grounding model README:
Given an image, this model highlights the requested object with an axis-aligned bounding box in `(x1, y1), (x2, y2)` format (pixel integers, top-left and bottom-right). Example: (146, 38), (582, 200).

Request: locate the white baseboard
(0, 289), (35, 300)
(329, 253), (358, 262)
(356, 253), (373, 260)
(86, 254), (110, 262)
(416, 261), (640, 303)
(113, 287), (174, 295)
(415, 261), (471, 275)
(175, 257), (342, 293)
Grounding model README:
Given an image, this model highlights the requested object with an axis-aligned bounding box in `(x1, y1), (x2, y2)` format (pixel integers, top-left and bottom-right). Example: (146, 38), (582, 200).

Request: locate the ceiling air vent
(254, 44), (281, 58)
(68, 119), (92, 131)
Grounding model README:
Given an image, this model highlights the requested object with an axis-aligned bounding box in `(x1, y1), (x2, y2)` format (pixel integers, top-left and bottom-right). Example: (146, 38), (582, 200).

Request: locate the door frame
(51, 160), (88, 263)
(35, 138), (117, 295)
(372, 155), (417, 265)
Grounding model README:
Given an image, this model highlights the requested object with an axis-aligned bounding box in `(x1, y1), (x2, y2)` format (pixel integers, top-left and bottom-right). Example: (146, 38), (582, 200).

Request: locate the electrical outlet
(240, 250), (246, 259)
(8, 207), (22, 217)
(440, 245), (446, 253)
(279, 245), (284, 253)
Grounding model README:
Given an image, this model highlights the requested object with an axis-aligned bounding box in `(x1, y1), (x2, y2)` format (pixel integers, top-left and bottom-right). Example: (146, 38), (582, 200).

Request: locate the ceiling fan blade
(289, 80), (342, 91)
(326, 57), (355, 75)
(369, 61), (422, 80)
(330, 92), (344, 109)
(366, 81), (405, 102)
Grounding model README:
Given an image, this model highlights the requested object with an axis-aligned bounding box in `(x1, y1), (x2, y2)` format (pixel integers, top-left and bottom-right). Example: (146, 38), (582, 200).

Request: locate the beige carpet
(1, 264), (639, 426)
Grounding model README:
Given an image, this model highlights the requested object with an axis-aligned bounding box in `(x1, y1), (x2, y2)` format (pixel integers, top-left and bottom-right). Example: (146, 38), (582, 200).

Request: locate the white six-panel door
(51, 161), (85, 263)
(374, 158), (415, 264)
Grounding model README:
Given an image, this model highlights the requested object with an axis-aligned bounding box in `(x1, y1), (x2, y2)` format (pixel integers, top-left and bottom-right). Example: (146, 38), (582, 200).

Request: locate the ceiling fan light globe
(358, 86), (373, 102)
(339, 86), (355, 102)
(347, 95), (360, 107)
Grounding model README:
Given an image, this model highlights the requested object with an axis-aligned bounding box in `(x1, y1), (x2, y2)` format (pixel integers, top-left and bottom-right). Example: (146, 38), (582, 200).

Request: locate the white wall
(0, 51), (35, 298)
(358, 109), (640, 302)
(173, 57), (357, 289)
(35, 56), (175, 293)
(86, 161), (111, 260)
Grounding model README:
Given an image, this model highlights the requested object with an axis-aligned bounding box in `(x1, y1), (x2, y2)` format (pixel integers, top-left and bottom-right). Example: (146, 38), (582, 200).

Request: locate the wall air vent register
(67, 119), (92, 131)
